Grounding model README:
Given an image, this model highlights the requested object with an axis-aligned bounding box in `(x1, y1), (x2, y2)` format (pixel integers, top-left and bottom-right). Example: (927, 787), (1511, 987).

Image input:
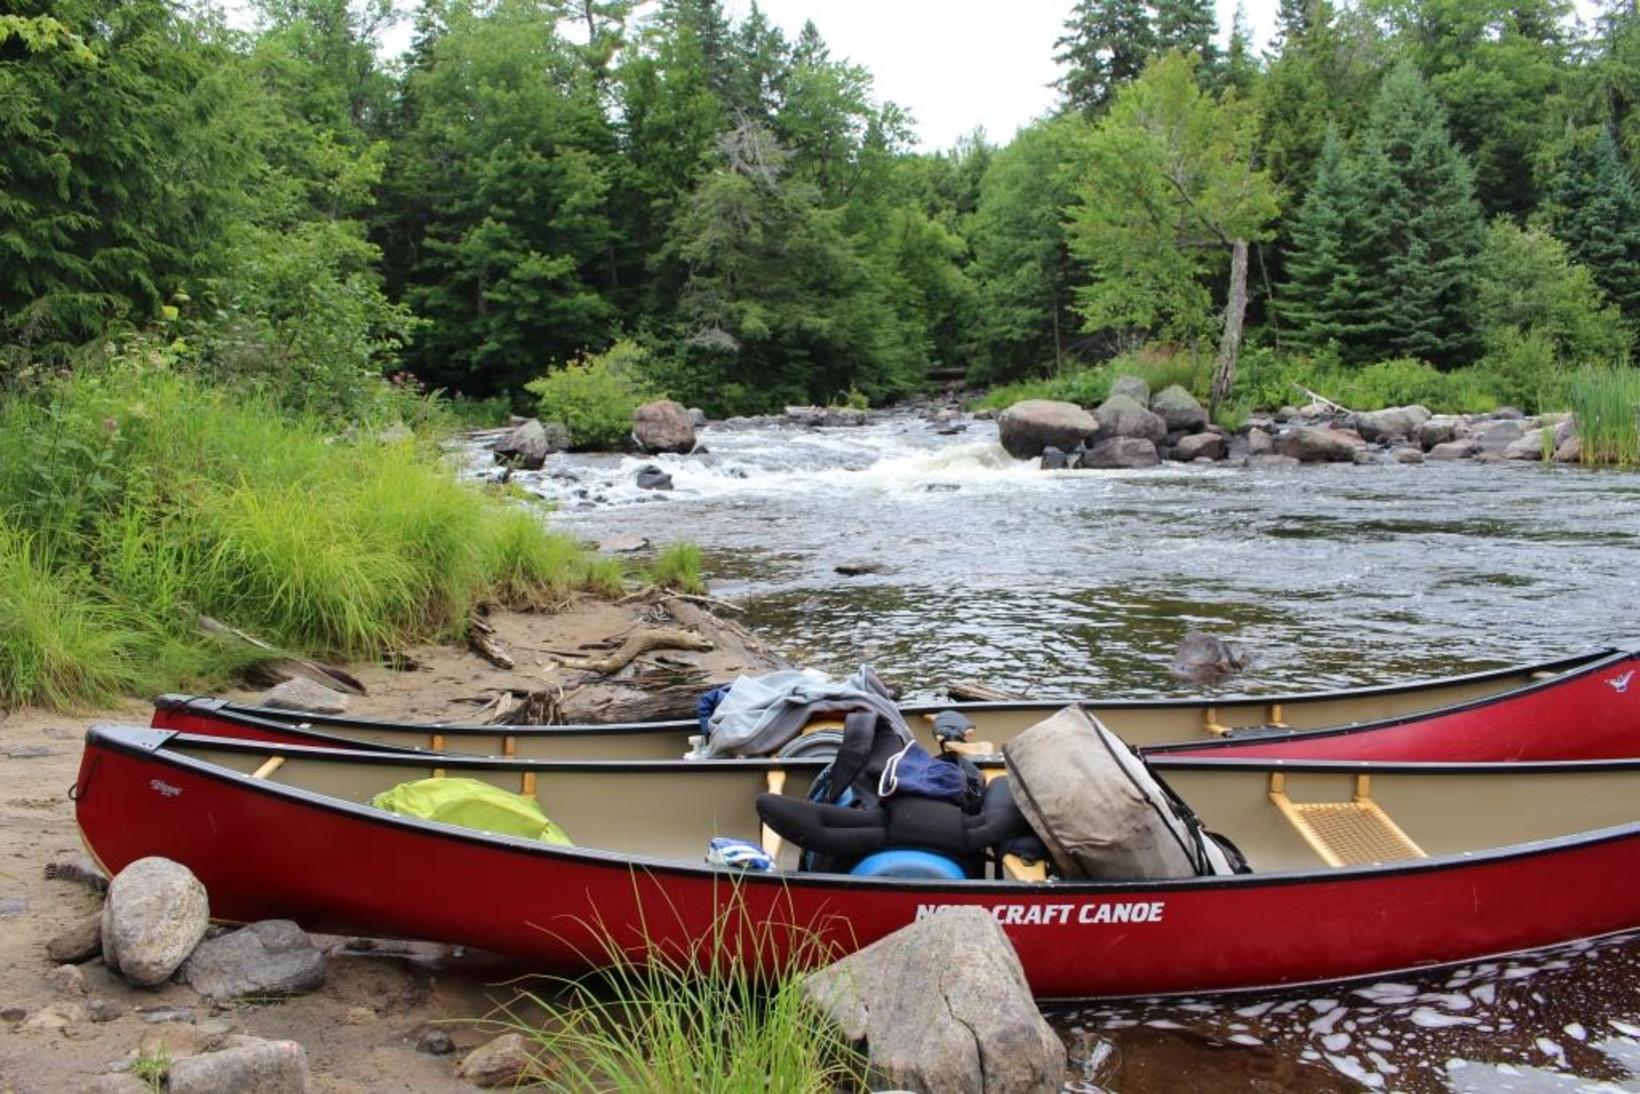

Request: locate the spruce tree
(1279, 127), (1369, 352)
(1548, 127), (1640, 324)
(1353, 63), (1484, 364)
(1152, 0), (1219, 71)
(1054, 0), (1155, 116)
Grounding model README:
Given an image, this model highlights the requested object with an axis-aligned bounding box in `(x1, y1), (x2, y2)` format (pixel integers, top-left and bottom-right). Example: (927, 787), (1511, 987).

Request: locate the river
(484, 411), (1640, 1092)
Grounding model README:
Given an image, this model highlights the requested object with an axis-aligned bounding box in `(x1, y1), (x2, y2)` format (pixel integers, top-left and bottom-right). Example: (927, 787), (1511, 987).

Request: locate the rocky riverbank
(0, 594), (792, 1093)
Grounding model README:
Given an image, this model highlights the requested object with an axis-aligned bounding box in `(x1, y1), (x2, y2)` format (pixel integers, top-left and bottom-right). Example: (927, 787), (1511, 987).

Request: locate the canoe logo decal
(148, 779), (182, 798)
(1609, 671), (1634, 694)
(916, 901), (1166, 926)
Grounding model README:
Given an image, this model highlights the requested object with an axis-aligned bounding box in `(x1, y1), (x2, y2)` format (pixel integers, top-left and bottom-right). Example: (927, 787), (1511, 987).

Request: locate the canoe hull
(75, 733), (1640, 999)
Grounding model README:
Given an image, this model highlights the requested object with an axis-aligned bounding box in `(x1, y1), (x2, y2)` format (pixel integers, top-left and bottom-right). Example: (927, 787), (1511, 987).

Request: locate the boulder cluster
(998, 380), (1582, 471)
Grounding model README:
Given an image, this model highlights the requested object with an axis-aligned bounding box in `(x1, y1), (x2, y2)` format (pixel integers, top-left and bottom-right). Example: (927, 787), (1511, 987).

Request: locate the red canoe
(76, 725), (1640, 999)
(151, 647), (1640, 762)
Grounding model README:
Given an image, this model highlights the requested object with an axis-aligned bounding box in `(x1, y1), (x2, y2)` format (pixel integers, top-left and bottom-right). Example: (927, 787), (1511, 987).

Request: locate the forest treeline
(5, 0), (1640, 419)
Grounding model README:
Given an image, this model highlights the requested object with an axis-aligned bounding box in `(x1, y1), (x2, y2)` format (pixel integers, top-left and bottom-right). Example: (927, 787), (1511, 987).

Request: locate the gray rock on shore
(102, 858), (209, 988)
(1109, 375), (1151, 407)
(492, 419), (565, 470)
(1350, 405), (1430, 442)
(997, 400), (1097, 459)
(805, 907), (1065, 1094)
(180, 920), (325, 1000)
(261, 678), (348, 716)
(168, 1039), (312, 1094)
(1171, 432), (1225, 462)
(457, 1032), (544, 1088)
(1278, 427), (1358, 463)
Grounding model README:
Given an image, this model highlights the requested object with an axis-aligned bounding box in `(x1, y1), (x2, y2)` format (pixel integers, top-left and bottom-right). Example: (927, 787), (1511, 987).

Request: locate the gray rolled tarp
(699, 665), (909, 758)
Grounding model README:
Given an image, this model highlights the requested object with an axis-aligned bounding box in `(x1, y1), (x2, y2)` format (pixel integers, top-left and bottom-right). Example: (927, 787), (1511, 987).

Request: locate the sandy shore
(0, 595), (784, 1092)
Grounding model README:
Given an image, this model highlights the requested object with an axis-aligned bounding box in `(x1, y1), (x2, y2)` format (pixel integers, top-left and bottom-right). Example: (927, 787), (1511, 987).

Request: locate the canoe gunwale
(82, 724), (1640, 897)
(149, 646), (1636, 753)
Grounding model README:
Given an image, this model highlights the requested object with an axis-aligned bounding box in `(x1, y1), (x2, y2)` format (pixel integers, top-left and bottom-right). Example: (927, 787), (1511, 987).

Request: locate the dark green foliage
(1547, 127), (1640, 324)
(1152, 0), (1219, 70)
(1054, 0), (1157, 115)
(1280, 63), (1485, 365)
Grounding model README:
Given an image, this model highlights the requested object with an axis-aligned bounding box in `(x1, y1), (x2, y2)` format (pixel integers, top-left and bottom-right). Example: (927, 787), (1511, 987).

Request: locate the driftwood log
(554, 628), (713, 675)
(467, 617), (516, 670)
(945, 679), (1022, 702)
(198, 615), (367, 695)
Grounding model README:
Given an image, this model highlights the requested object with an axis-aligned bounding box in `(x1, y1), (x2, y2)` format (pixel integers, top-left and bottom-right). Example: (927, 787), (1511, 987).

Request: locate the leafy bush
(526, 340), (656, 450)
(1475, 220), (1631, 371)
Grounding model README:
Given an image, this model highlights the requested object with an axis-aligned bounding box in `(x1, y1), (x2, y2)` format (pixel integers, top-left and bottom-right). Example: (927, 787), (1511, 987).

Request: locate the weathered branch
(554, 628), (714, 675)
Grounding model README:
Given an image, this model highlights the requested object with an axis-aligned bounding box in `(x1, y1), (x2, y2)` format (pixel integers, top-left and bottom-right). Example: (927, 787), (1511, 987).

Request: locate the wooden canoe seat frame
(251, 756), (285, 780)
(1205, 703), (1288, 738)
(1269, 772), (1427, 867)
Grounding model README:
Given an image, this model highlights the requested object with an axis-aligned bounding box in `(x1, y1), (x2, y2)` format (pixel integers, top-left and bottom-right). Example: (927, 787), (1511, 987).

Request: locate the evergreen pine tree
(1278, 127), (1368, 351)
(1054, 0), (1155, 116)
(1223, 3), (1257, 97)
(1548, 127), (1640, 324)
(1352, 63), (1485, 364)
(1152, 0), (1219, 71)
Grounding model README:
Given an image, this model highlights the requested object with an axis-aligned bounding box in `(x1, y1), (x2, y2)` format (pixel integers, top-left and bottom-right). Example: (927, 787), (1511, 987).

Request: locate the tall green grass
(1567, 366), (1640, 466)
(0, 363), (614, 709)
(647, 542), (707, 596)
(494, 895), (866, 1093)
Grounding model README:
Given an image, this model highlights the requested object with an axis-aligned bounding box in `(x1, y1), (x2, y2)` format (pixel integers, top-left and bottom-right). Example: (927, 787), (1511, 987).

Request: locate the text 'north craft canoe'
(77, 725), (1640, 999)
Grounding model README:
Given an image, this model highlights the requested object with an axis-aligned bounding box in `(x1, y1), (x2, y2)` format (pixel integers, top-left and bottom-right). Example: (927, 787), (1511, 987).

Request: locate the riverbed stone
(1091, 394), (1167, 444)
(997, 400), (1097, 459)
(1554, 435), (1583, 463)
(1491, 406), (1526, 420)
(1427, 439), (1480, 460)
(805, 906), (1065, 1094)
(1246, 427), (1273, 456)
(1038, 445), (1069, 470)
(1350, 405), (1430, 442)
(492, 419), (561, 470)
(1151, 385), (1208, 433)
(1171, 432), (1225, 461)
(1472, 419), (1525, 453)
(1418, 417), (1461, 450)
(686, 407), (708, 428)
(631, 399), (696, 454)
(1393, 446), (1425, 464)
(1109, 375), (1150, 407)
(180, 920), (324, 1001)
(1172, 631), (1251, 683)
(261, 678), (348, 716)
(1278, 427), (1357, 463)
(102, 858), (209, 988)
(1502, 430), (1546, 461)
(168, 1040), (311, 1094)
(1078, 437), (1160, 469)
(47, 912), (105, 964)
(634, 465), (673, 491)
(456, 1032), (544, 1088)
(1247, 453), (1301, 469)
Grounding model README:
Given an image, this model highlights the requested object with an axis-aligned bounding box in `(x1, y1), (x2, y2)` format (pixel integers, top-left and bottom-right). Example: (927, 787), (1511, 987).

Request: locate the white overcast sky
(724, 0), (1267, 151)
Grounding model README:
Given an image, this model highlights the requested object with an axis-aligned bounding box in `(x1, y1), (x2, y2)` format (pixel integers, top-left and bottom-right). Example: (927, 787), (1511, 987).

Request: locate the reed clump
(495, 899), (866, 1093)
(1566, 366), (1640, 466)
(0, 363), (611, 709)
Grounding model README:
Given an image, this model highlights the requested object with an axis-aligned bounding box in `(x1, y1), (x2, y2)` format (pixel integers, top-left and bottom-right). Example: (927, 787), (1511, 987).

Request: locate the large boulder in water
(102, 858), (209, 987)
(1172, 630), (1251, 683)
(631, 399), (696, 454)
(805, 907), (1065, 1093)
(1151, 384), (1208, 433)
(1092, 394), (1167, 443)
(1350, 405), (1431, 442)
(1171, 432), (1226, 461)
(1278, 427), (1357, 463)
(997, 400), (1097, 459)
(493, 419), (566, 469)
(1078, 437), (1160, 469)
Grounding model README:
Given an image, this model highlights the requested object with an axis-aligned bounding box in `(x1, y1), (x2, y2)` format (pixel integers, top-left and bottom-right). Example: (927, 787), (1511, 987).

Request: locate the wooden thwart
(251, 756), (285, 780)
(1269, 773), (1427, 868)
(1002, 854), (1048, 882)
(761, 770), (788, 861)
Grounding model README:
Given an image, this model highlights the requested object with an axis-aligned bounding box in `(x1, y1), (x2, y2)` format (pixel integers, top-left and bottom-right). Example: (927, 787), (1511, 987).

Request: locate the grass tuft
(1567, 366), (1640, 467)
(647, 542), (707, 596)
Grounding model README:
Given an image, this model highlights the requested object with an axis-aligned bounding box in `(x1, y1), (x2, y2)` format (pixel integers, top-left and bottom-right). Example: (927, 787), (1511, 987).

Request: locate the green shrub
(1567, 366), (1640, 466)
(526, 340), (656, 450)
(1478, 329), (1563, 413)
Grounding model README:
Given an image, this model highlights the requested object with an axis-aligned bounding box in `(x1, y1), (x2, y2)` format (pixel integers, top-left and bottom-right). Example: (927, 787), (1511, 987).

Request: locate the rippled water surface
(480, 412), (1640, 1091)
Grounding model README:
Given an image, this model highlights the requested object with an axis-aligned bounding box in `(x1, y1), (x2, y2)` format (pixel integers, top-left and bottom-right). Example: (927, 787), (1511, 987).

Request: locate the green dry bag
(372, 777), (572, 845)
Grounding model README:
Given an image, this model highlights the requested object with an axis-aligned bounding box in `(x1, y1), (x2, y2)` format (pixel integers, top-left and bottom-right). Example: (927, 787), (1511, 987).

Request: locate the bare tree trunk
(1050, 290), (1063, 372)
(1211, 239), (1249, 418)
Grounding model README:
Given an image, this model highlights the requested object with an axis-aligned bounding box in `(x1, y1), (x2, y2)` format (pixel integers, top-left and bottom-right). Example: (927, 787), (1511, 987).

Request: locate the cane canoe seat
(1269, 773), (1427, 867)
